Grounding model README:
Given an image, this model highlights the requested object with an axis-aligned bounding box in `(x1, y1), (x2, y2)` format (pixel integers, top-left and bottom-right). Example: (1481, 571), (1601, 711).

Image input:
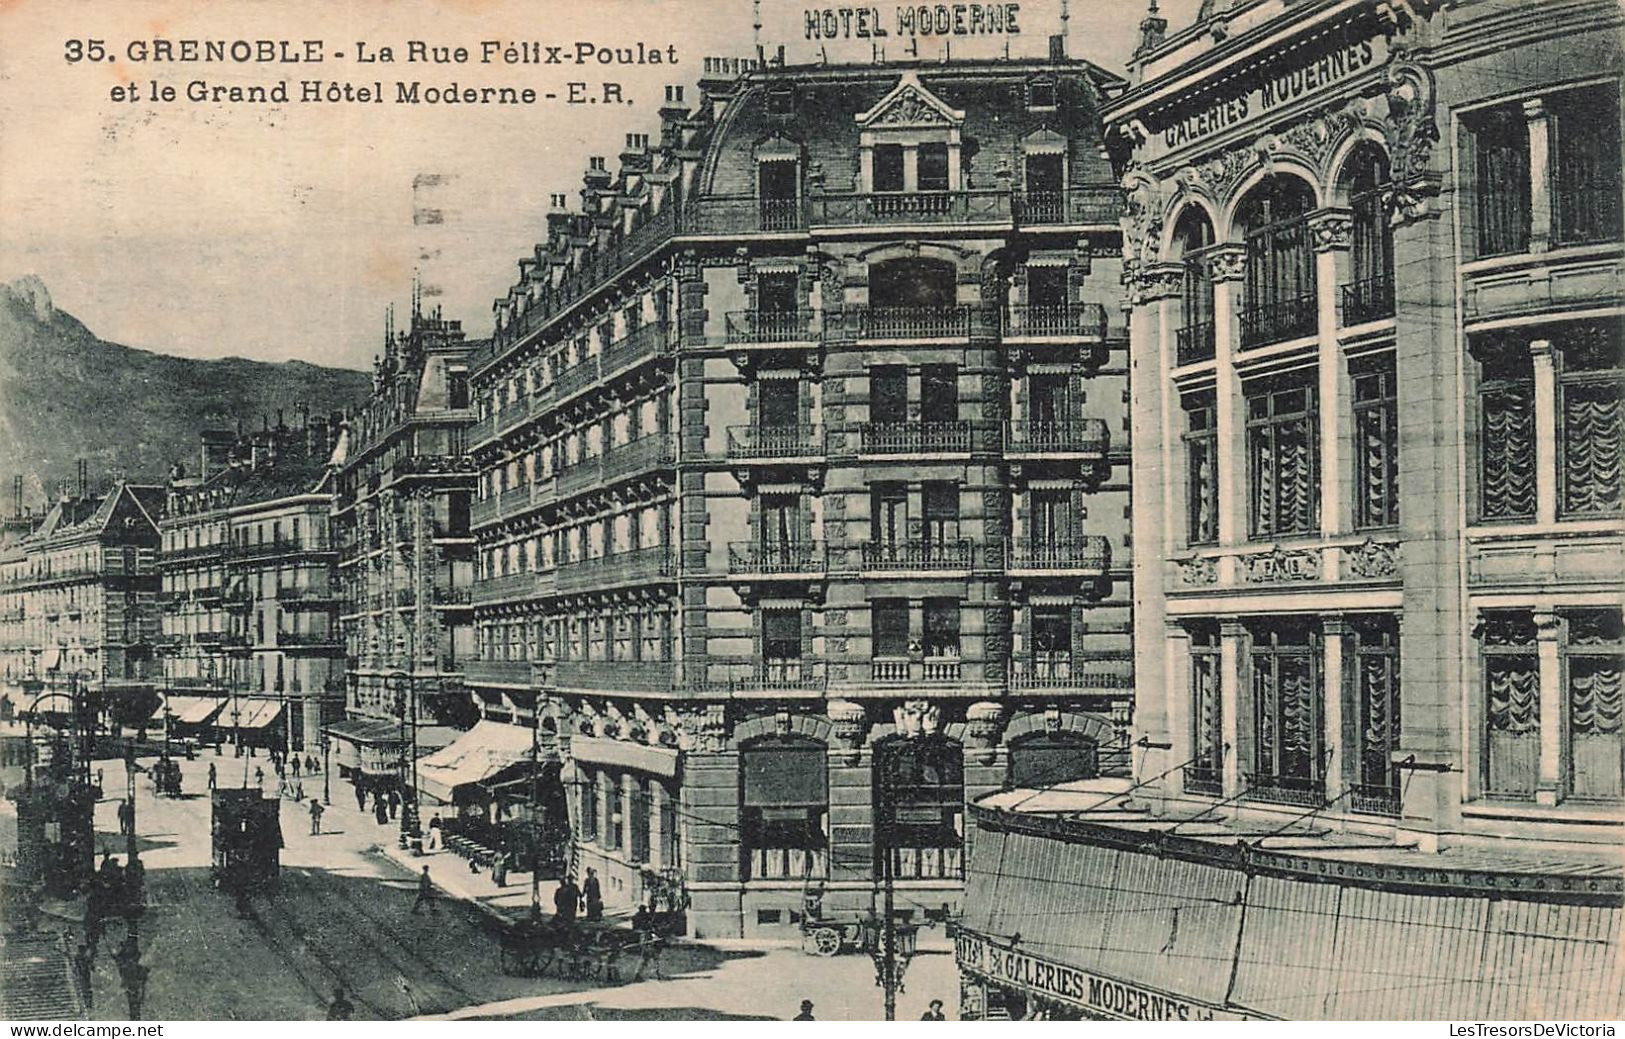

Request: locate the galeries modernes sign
(955, 931), (1252, 1022)
(1156, 32), (1391, 150)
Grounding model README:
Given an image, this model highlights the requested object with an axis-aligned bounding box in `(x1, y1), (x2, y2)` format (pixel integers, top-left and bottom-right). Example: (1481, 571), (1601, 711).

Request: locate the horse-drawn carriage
(210, 788), (280, 893)
(150, 756), (182, 797)
(497, 918), (665, 983)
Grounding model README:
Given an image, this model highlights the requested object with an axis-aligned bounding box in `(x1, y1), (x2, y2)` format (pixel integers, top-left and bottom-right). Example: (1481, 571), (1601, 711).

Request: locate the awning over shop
(222, 698), (284, 730)
(568, 735), (679, 779)
(417, 720), (543, 804)
(150, 696), (225, 726)
(322, 718), (405, 746)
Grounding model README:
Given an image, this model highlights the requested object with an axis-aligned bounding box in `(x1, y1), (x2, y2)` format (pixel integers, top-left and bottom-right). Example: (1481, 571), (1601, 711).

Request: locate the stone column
(1321, 614), (1348, 805)
(1309, 210), (1354, 549)
(1164, 625), (1193, 796)
(1208, 247), (1249, 584)
(1219, 619), (1247, 798)
(1534, 610), (1563, 806)
(1523, 98), (1551, 254)
(1531, 339), (1559, 526)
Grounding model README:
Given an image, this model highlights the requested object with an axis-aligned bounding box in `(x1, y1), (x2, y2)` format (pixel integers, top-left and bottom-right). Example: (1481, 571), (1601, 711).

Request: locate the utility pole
(881, 836), (897, 1021)
(529, 715), (541, 919)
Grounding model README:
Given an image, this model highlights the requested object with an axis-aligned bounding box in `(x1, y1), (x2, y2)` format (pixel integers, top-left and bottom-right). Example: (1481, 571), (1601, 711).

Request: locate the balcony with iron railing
(1182, 765), (1223, 796)
(1242, 770), (1326, 808)
(726, 424), (824, 460)
(1348, 782), (1402, 817)
(555, 458), (603, 501)
(1340, 272), (1395, 326)
(860, 539), (973, 572)
(1176, 321), (1216, 365)
(1001, 303), (1108, 340)
(601, 432), (676, 482)
(555, 545), (676, 593)
(460, 658), (539, 687)
(724, 308), (819, 344)
(1004, 419), (1110, 457)
(727, 541), (826, 577)
(757, 197), (804, 232)
(859, 420), (991, 455)
(704, 658), (828, 695)
(808, 190), (1012, 228)
(548, 658), (678, 694)
(851, 304), (981, 339)
(472, 570), (545, 605)
(1003, 536), (1112, 574)
(1013, 187), (1124, 226)
(553, 356), (601, 402)
(276, 630), (342, 648)
(601, 321), (672, 376)
(1239, 292), (1318, 349)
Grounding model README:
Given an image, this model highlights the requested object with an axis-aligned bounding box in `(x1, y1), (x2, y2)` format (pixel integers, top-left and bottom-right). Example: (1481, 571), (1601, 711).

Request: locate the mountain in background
(0, 275), (372, 509)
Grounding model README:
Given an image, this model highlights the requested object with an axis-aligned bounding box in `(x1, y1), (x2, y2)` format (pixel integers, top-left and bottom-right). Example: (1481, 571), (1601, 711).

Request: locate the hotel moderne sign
(1156, 31), (1392, 150)
(956, 931), (1251, 1021)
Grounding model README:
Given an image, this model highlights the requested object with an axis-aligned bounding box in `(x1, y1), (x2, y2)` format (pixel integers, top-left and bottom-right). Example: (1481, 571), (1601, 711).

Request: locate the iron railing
(1183, 765), (1223, 796)
(1001, 304), (1108, 339)
(1176, 321), (1216, 365)
(861, 539), (973, 570)
(552, 357), (601, 401)
(1004, 419), (1109, 455)
(1014, 187), (1123, 226)
(1239, 293), (1318, 349)
(809, 190), (1011, 227)
(1242, 771), (1326, 807)
(726, 424), (823, 459)
(1348, 782), (1402, 816)
(601, 321), (672, 374)
(724, 308), (818, 343)
(860, 420), (976, 454)
(757, 198), (804, 231)
(1340, 273), (1395, 325)
(1005, 537), (1111, 571)
(852, 304), (979, 339)
(727, 541), (826, 574)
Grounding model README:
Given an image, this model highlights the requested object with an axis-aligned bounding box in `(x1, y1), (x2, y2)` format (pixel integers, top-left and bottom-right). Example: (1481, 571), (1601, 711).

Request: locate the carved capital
(1141, 261), (1186, 301)
(1207, 246), (1248, 284)
(1308, 209), (1355, 252)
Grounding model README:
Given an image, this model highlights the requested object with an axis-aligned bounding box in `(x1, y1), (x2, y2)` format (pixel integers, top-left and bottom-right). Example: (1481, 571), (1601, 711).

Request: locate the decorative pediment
(753, 133), (803, 162)
(857, 72), (964, 129)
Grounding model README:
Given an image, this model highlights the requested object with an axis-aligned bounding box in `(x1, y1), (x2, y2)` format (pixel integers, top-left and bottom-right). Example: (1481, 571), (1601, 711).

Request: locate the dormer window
(1028, 77), (1057, 110)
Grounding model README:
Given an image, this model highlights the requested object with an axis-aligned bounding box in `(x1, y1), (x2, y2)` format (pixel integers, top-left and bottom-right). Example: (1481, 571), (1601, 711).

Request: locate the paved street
(77, 751), (958, 1021)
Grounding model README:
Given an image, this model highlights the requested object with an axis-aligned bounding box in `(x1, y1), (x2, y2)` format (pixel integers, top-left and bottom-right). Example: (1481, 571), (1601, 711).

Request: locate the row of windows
(479, 505), (675, 582)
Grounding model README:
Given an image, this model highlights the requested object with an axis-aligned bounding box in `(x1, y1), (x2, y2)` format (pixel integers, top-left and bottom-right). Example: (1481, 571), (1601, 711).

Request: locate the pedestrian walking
(583, 867), (603, 921)
(921, 1000), (947, 1021)
(278, 775), (290, 800)
(354, 782), (367, 812)
(387, 787), (400, 821)
(117, 799), (134, 836)
(308, 755), (318, 774)
(793, 1000), (816, 1021)
(491, 850), (508, 888)
(72, 942), (93, 1007)
(553, 876), (579, 925)
(373, 792), (389, 826)
(309, 798), (324, 836)
(291, 755), (301, 778)
(207, 762), (217, 791)
(254, 765), (264, 790)
(410, 865), (435, 914)
(292, 777), (304, 802)
(326, 985), (354, 1021)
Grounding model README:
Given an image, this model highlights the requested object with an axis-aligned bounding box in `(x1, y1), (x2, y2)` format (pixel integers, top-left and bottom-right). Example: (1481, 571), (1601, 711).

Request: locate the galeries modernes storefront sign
(955, 931), (1252, 1021)
(1156, 32), (1391, 150)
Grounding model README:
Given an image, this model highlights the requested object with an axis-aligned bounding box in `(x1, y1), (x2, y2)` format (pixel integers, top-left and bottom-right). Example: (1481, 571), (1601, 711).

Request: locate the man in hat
(921, 999), (947, 1021)
(793, 1000), (815, 1021)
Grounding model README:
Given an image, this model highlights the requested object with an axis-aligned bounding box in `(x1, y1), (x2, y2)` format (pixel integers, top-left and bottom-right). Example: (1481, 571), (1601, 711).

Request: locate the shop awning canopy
(417, 720), (547, 804)
(569, 736), (680, 778)
(221, 698), (284, 730)
(150, 696), (225, 725)
(322, 717), (405, 745)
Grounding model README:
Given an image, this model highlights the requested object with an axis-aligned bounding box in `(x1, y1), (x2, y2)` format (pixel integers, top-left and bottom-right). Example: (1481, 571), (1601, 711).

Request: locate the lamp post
(388, 669), (413, 849)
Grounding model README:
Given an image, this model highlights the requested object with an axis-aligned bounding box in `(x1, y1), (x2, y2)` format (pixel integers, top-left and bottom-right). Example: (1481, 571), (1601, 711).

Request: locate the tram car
(210, 788), (281, 891)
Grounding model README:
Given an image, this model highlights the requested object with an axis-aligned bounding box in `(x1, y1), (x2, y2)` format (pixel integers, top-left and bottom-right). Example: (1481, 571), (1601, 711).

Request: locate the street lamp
(387, 669), (418, 849)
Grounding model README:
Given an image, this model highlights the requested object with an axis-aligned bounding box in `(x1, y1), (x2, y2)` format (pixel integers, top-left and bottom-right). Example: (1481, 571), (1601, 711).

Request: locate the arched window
(741, 735), (828, 880)
(874, 736), (964, 879)
(1171, 207), (1216, 364)
(1342, 146), (1395, 324)
(1006, 732), (1098, 789)
(1236, 175), (1318, 348)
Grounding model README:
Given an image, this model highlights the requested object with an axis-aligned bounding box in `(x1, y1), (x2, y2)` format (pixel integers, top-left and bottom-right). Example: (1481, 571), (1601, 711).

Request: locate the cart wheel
(810, 927), (842, 957)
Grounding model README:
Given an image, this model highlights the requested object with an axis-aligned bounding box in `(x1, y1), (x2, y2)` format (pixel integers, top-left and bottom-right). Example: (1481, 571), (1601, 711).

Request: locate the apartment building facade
(0, 484), (162, 723)
(327, 305), (481, 791)
(158, 418), (345, 752)
(468, 53), (1134, 937)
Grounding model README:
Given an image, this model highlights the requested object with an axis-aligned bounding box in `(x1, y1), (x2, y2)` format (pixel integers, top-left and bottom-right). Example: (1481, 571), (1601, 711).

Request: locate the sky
(0, 0), (1200, 372)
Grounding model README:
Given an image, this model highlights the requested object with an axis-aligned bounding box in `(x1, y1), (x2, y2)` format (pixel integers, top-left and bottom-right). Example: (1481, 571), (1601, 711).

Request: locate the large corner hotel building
(465, 50), (1135, 937)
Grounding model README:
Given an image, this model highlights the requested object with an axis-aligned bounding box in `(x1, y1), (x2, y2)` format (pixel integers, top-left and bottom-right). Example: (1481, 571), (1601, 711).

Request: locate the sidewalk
(377, 841), (574, 926)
